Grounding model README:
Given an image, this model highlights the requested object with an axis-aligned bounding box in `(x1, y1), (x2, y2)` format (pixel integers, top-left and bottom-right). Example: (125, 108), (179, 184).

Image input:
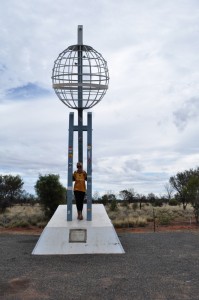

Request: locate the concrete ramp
(32, 204), (125, 255)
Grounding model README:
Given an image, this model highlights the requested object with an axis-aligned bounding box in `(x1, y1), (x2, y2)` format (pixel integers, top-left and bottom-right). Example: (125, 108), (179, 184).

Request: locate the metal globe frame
(52, 45), (109, 109)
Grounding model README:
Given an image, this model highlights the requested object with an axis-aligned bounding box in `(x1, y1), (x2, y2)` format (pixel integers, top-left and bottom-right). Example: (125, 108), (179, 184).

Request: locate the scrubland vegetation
(0, 202), (196, 230)
(0, 167), (199, 230)
(0, 204), (47, 228)
(106, 202), (194, 228)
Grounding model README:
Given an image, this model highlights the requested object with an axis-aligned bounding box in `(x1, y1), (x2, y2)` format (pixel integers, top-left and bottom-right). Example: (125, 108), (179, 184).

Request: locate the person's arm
(84, 171), (87, 181)
(72, 172), (76, 181)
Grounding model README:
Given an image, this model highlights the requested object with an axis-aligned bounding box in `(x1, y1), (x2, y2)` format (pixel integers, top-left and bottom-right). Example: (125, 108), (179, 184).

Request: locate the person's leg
(78, 192), (85, 220)
(79, 192), (85, 211)
(74, 191), (81, 219)
(74, 191), (85, 220)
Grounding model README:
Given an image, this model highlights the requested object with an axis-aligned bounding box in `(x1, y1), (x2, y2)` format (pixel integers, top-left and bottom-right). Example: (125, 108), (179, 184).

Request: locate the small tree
(164, 182), (174, 202)
(136, 193), (147, 209)
(18, 191), (38, 205)
(170, 167), (199, 222)
(169, 168), (199, 209)
(101, 193), (116, 206)
(119, 189), (135, 205)
(35, 174), (66, 218)
(101, 194), (109, 206)
(92, 191), (101, 203)
(147, 193), (162, 206)
(110, 199), (118, 211)
(186, 176), (199, 224)
(0, 174), (24, 212)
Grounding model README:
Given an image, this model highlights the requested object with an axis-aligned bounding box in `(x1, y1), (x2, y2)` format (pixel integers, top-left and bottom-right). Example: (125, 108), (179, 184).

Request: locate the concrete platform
(32, 204), (125, 255)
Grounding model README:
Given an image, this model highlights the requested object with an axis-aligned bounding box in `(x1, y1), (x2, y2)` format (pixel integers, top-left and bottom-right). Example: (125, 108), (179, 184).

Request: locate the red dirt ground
(116, 222), (199, 233)
(0, 222), (198, 235)
(0, 226), (43, 235)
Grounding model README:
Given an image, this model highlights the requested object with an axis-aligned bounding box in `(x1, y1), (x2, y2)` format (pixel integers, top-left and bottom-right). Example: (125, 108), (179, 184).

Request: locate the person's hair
(77, 162), (83, 168)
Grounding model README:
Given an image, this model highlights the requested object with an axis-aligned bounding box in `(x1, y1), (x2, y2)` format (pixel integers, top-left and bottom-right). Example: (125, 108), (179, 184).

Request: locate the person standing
(73, 162), (87, 220)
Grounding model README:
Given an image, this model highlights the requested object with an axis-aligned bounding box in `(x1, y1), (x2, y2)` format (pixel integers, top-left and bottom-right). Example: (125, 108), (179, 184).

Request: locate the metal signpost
(52, 25), (109, 221)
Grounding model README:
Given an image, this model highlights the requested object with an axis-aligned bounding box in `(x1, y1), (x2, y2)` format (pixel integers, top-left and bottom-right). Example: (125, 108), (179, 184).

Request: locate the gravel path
(0, 232), (199, 300)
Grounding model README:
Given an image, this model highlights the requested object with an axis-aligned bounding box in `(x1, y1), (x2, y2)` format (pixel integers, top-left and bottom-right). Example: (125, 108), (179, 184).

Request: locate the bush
(109, 199), (118, 211)
(0, 174), (24, 212)
(112, 216), (147, 228)
(132, 203), (138, 211)
(9, 220), (30, 228)
(169, 199), (179, 206)
(120, 200), (129, 208)
(151, 199), (163, 207)
(0, 199), (10, 213)
(158, 215), (172, 225)
(35, 174), (66, 219)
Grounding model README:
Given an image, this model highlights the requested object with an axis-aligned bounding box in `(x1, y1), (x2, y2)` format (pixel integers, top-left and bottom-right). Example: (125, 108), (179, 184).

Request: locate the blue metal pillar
(87, 112), (92, 221)
(67, 112), (74, 221)
(78, 109), (83, 163)
(78, 25), (83, 163)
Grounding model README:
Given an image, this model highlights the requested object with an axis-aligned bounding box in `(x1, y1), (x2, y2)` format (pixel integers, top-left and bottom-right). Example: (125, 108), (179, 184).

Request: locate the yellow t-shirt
(73, 171), (87, 192)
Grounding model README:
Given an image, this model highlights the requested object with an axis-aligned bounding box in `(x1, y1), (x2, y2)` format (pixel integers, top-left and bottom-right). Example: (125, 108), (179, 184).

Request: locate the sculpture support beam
(67, 112), (74, 221)
(87, 112), (92, 221)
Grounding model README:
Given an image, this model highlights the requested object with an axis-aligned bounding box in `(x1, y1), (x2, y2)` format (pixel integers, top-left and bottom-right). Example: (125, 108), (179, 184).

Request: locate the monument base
(32, 204), (125, 255)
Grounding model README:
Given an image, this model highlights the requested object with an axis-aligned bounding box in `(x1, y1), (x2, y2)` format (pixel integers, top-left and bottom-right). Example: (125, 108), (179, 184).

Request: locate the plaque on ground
(69, 229), (87, 243)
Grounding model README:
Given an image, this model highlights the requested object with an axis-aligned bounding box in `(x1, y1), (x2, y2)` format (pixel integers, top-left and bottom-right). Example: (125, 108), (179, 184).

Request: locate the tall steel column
(78, 25), (83, 163)
(67, 112), (74, 221)
(87, 112), (92, 221)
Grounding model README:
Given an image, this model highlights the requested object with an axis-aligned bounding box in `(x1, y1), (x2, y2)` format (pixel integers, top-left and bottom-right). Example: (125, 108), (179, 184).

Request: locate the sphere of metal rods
(52, 45), (109, 109)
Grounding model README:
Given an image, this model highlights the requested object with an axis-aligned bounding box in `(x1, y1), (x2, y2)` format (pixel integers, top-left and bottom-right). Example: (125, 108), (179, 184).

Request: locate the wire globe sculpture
(52, 45), (109, 109)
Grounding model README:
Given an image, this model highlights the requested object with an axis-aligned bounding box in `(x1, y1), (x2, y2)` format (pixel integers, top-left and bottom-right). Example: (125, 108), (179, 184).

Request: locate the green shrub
(132, 203), (138, 211)
(169, 199), (179, 206)
(35, 174), (66, 219)
(158, 215), (172, 225)
(0, 215), (11, 227)
(10, 220), (30, 228)
(109, 199), (118, 211)
(151, 199), (163, 207)
(120, 200), (129, 208)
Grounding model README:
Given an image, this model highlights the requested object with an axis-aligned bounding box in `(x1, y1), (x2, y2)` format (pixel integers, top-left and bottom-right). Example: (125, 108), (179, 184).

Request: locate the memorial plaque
(69, 229), (87, 243)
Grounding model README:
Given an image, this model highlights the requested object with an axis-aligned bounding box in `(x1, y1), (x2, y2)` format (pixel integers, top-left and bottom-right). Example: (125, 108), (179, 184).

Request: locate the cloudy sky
(1, 0), (199, 197)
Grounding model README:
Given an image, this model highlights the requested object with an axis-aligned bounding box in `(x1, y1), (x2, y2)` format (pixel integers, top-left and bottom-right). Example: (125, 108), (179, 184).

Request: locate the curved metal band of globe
(53, 83), (108, 90)
(68, 45), (93, 51)
(53, 94), (107, 109)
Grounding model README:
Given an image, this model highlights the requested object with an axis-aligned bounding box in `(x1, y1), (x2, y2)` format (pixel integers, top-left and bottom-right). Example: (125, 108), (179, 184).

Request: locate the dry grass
(106, 203), (195, 228)
(0, 204), (47, 228)
(0, 203), (196, 229)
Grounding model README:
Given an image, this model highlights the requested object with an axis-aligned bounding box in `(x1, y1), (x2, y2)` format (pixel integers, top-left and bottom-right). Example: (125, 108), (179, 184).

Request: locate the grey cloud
(173, 97), (199, 131)
(0, 63), (6, 72)
(123, 159), (143, 173)
(6, 82), (52, 100)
